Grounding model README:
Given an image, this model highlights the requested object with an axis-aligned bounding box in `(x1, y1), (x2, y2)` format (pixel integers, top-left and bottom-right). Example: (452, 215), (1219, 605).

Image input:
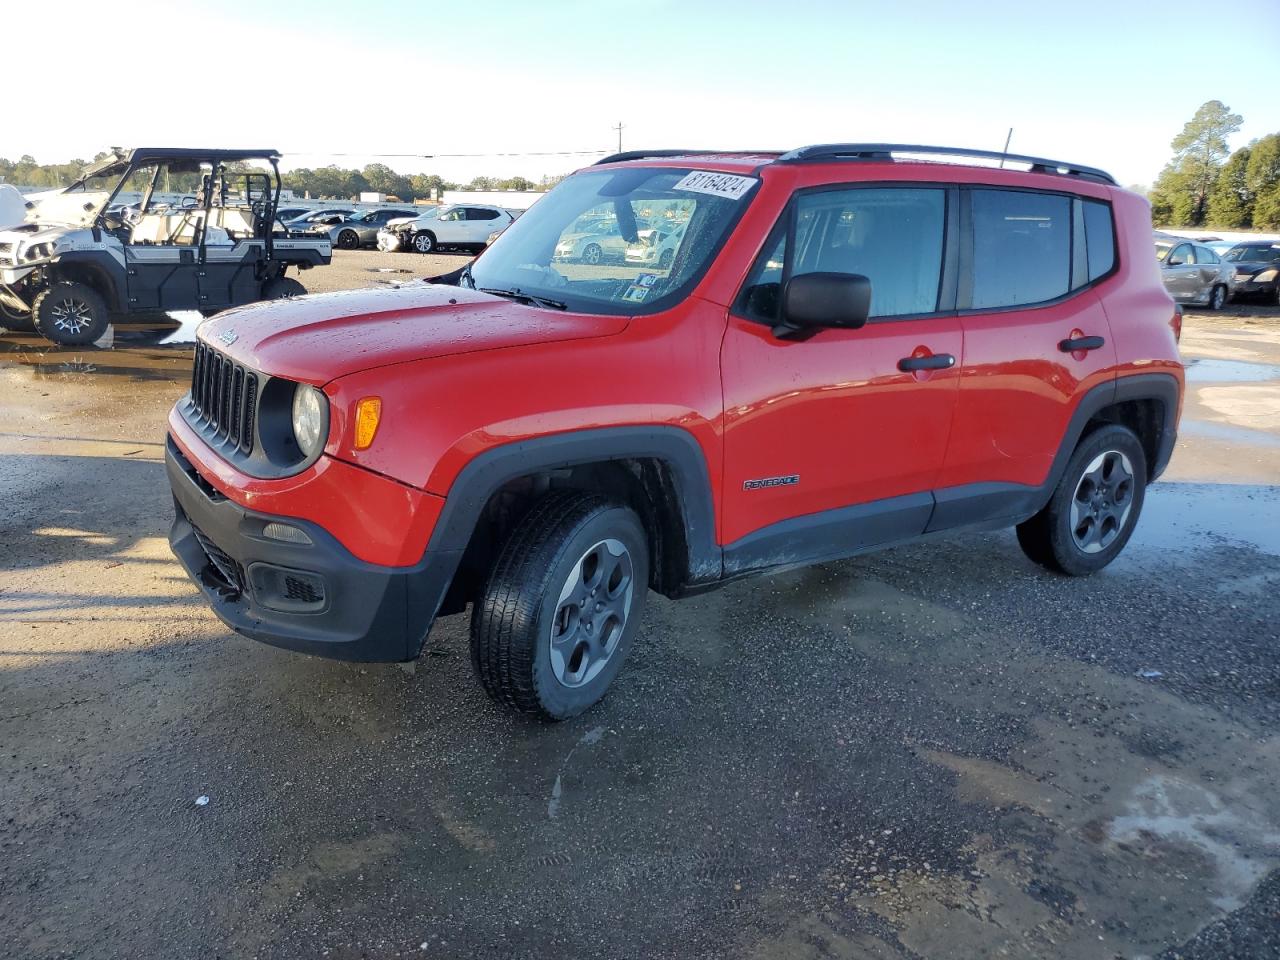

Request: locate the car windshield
(1224, 243), (1280, 263)
(1154, 241), (1173, 262)
(464, 166), (758, 314)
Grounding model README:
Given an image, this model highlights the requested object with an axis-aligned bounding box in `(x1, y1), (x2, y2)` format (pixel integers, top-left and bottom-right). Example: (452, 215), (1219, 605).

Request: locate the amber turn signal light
(354, 397), (382, 450)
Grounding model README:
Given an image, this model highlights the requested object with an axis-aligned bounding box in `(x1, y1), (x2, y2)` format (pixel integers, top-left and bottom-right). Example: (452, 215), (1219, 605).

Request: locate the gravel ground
(1, 250), (1278, 959)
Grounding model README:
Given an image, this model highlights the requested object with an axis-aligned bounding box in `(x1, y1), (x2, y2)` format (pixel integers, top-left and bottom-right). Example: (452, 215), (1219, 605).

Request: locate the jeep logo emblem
(217, 330), (238, 346)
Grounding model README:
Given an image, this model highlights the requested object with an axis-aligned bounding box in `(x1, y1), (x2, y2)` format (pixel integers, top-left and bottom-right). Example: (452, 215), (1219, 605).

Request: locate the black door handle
(897, 353), (956, 372)
(1058, 335), (1105, 353)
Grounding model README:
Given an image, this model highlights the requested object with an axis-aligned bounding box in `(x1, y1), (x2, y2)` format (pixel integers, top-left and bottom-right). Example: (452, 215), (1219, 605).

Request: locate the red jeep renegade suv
(166, 144), (1183, 719)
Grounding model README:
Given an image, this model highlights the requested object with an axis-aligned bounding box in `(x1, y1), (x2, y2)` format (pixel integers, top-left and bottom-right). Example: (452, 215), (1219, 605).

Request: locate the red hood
(199, 284), (628, 384)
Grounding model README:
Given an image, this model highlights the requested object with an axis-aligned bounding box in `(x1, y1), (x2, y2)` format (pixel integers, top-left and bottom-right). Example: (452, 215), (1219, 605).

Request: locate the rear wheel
(261, 277), (306, 300)
(32, 281), (109, 346)
(471, 491), (649, 720)
(413, 231), (437, 254)
(659, 248), (674, 269)
(1016, 424), (1147, 576)
(1209, 284), (1227, 311)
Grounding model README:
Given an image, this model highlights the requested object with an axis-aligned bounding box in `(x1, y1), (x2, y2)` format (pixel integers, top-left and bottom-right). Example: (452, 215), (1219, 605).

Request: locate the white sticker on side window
(673, 171), (757, 200)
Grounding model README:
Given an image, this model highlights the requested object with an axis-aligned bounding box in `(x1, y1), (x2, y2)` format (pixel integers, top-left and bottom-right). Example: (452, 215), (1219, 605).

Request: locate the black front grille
(190, 521), (246, 597)
(191, 342), (257, 454)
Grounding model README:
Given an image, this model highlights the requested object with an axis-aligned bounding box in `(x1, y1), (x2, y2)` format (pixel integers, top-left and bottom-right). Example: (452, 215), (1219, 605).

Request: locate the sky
(5, 0), (1277, 188)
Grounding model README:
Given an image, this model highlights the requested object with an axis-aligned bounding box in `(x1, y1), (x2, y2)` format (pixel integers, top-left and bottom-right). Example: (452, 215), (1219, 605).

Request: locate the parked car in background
(1222, 241), (1280, 304)
(377, 208), (439, 252)
(275, 206), (311, 222)
(554, 218), (629, 264)
(625, 222), (687, 268)
(378, 204), (516, 254)
(283, 209), (354, 232)
(319, 209), (420, 249)
(1155, 238), (1232, 310)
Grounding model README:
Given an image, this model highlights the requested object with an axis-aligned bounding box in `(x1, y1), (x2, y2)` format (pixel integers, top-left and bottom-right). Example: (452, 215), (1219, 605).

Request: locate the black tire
(413, 231), (437, 254)
(336, 229), (360, 250)
(0, 304), (35, 331)
(1209, 284), (1227, 311)
(1016, 423), (1147, 576)
(32, 281), (110, 346)
(581, 243), (603, 265)
(261, 277), (307, 300)
(471, 491), (650, 721)
(658, 248), (674, 269)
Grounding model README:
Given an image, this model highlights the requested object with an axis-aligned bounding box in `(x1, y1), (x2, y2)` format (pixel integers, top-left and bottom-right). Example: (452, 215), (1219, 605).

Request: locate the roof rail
(594, 149), (782, 165)
(775, 143), (1116, 185)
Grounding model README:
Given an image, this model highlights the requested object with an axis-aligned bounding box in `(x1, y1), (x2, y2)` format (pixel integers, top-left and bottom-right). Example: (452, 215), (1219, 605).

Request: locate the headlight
(291, 384), (328, 459)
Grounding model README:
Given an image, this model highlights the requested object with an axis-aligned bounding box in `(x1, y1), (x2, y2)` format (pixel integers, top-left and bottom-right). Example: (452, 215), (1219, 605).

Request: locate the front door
(1161, 241), (1198, 301)
(720, 185), (962, 567)
(124, 208), (203, 311)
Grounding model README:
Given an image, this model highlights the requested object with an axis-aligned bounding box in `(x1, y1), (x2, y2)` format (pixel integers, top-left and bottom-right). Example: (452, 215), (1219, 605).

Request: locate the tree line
(1149, 101), (1280, 230)
(0, 155), (565, 201)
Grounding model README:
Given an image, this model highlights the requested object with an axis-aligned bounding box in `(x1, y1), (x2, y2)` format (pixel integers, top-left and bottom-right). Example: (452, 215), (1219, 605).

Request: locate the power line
(280, 149), (610, 160)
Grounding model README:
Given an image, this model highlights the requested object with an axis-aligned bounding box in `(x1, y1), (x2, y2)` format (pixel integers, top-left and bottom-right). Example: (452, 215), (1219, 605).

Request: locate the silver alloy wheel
(1210, 285), (1226, 310)
(1069, 450), (1135, 554)
(413, 233), (434, 253)
(549, 538), (634, 688)
(49, 297), (95, 335)
(582, 243), (602, 265)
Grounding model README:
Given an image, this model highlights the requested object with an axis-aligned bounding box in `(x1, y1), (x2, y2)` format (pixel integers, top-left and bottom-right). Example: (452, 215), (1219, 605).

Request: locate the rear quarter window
(1082, 200), (1116, 281)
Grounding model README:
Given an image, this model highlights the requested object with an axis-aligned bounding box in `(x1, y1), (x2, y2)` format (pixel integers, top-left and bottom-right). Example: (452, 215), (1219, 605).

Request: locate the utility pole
(613, 121), (625, 154)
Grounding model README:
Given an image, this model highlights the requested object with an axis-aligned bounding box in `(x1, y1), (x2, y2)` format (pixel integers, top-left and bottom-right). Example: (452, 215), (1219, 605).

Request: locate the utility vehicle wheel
(413, 232), (437, 254)
(33, 281), (109, 346)
(1016, 424), (1147, 576)
(471, 491), (650, 721)
(659, 248), (674, 269)
(336, 229), (360, 250)
(581, 243), (603, 265)
(262, 277), (307, 300)
(0, 304), (35, 331)
(1209, 285), (1227, 311)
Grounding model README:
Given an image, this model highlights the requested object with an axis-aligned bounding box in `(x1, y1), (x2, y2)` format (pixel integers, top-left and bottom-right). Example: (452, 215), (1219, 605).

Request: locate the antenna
(999, 127), (1013, 168)
(612, 121), (625, 153)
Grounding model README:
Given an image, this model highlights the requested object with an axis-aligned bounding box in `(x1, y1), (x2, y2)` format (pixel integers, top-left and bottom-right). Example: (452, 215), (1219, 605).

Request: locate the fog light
(354, 396), (382, 450)
(262, 521), (312, 545)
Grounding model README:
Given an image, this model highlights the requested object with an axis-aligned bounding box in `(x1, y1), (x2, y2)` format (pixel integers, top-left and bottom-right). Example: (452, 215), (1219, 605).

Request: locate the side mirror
(777, 272), (871, 337)
(1166, 257), (1183, 267)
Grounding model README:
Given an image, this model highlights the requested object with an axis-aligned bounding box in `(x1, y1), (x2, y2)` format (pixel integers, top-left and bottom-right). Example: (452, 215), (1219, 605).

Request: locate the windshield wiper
(480, 287), (568, 310)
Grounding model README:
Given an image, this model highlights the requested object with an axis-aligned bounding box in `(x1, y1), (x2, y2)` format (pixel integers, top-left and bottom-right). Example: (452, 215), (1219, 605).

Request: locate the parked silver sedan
(1155, 237), (1233, 310)
(321, 209), (422, 250)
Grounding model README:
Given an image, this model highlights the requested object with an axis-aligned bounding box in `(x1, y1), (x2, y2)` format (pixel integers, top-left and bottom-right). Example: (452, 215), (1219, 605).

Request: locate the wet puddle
(1184, 357), (1280, 384)
(0, 312), (201, 381)
(1122, 482), (1280, 560)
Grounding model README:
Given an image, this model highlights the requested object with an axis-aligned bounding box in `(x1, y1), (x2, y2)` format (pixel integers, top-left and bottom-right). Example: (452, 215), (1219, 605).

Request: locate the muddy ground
(1, 251), (1279, 959)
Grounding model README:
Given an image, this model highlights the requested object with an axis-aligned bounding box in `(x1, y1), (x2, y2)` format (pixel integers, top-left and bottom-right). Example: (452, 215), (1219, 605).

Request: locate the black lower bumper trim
(167, 436), (459, 662)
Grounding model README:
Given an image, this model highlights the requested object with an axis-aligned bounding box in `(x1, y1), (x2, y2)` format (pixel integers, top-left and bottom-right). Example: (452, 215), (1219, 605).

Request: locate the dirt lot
(2, 251), (1279, 959)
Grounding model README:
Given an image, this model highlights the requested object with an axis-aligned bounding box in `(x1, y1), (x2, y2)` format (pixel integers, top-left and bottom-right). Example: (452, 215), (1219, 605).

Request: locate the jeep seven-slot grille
(191, 342), (257, 453)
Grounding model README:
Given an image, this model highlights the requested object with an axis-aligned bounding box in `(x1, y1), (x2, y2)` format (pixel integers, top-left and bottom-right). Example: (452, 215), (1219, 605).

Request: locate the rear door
(720, 184), (963, 552)
(1194, 245), (1221, 298)
(933, 189), (1118, 525)
(465, 206), (502, 242)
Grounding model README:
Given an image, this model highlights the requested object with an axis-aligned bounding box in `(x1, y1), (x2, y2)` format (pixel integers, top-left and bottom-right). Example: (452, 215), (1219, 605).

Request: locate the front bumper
(167, 437), (459, 662)
(1232, 278), (1276, 298)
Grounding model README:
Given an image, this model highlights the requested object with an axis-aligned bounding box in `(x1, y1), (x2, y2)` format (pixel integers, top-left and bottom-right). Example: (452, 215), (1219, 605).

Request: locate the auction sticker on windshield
(673, 171), (757, 200)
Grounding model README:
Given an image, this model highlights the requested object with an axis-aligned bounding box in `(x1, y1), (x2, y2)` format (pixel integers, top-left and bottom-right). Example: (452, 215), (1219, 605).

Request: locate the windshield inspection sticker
(621, 284), (651, 303)
(673, 171), (757, 200)
(636, 273), (658, 288)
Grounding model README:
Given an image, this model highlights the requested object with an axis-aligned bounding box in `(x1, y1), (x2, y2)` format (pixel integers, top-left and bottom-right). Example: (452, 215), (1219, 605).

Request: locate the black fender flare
(48, 251), (127, 312)
(424, 425), (721, 582)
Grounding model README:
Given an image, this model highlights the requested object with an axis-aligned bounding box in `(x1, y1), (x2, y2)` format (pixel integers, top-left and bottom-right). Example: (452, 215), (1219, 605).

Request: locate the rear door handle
(897, 353), (956, 372)
(1058, 335), (1105, 353)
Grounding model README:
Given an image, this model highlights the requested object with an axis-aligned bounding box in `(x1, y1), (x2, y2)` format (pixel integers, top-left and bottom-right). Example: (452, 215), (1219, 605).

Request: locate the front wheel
(471, 491), (650, 721)
(412, 231), (436, 254)
(1016, 424), (1147, 576)
(581, 243), (603, 265)
(33, 281), (110, 345)
(336, 229), (360, 250)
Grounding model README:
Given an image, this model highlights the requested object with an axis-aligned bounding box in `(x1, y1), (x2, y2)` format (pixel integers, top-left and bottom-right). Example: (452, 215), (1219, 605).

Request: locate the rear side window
(741, 187), (946, 321)
(971, 190), (1071, 308)
(467, 207), (500, 221)
(1082, 200), (1116, 281)
(1195, 245), (1219, 264)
